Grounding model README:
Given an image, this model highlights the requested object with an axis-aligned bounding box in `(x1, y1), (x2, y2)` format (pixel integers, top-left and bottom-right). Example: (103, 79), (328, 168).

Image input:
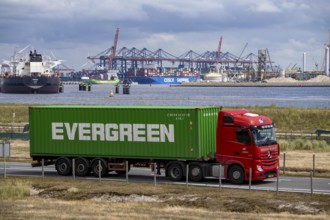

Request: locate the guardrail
(0, 133), (29, 140)
(277, 131), (330, 140)
(0, 124), (28, 133)
(0, 124), (329, 142)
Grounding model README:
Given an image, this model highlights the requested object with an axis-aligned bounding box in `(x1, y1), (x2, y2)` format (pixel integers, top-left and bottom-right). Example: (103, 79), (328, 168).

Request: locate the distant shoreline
(176, 82), (330, 87)
(61, 81), (330, 87)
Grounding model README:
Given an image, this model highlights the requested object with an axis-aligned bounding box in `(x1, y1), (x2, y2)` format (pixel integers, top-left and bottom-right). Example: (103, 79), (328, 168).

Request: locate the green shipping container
(29, 105), (221, 160)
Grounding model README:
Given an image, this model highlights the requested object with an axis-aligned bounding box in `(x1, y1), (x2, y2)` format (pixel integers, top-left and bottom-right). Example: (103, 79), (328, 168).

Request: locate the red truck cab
(216, 109), (279, 184)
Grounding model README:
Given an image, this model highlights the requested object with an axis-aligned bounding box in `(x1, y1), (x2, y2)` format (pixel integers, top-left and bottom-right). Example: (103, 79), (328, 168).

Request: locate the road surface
(1, 162), (329, 195)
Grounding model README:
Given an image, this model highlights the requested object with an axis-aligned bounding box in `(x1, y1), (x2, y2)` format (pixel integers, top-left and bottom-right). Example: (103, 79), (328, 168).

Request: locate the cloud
(248, 1), (281, 13)
(0, 0), (329, 71)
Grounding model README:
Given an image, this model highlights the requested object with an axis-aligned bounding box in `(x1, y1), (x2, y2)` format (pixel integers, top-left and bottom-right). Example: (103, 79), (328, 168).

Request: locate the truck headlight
(257, 165), (263, 172)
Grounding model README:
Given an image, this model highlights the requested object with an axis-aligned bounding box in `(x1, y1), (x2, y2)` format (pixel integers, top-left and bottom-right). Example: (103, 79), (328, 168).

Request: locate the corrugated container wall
(29, 106), (221, 160)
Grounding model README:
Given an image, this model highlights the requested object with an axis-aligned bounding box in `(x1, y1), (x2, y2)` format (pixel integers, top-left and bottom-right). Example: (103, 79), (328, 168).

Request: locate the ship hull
(0, 76), (61, 94)
(128, 76), (200, 84)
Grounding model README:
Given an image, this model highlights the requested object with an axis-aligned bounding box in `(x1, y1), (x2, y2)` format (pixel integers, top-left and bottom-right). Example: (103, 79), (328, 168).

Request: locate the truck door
(235, 129), (254, 171)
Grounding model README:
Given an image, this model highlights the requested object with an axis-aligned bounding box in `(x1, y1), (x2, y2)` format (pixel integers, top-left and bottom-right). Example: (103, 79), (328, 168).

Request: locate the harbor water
(0, 84), (329, 108)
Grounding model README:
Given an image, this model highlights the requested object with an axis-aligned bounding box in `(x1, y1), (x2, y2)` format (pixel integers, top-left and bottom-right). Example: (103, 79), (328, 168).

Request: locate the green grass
(223, 105), (330, 132)
(246, 105), (330, 132)
(0, 104), (30, 124)
(1, 104), (330, 132)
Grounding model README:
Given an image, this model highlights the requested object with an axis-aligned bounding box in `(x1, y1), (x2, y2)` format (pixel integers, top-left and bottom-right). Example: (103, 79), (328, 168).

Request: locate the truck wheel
(91, 159), (108, 177)
(75, 158), (90, 177)
(189, 163), (203, 182)
(55, 157), (72, 176)
(167, 163), (183, 181)
(228, 165), (244, 184)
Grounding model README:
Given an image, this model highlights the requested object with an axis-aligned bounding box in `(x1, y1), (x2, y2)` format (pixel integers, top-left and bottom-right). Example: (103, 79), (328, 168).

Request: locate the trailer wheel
(167, 163), (183, 181)
(55, 157), (72, 176)
(228, 165), (244, 184)
(189, 163), (203, 182)
(91, 159), (108, 177)
(75, 158), (90, 177)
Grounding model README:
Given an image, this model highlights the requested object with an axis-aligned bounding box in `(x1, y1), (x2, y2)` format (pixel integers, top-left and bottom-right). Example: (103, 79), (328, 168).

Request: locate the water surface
(0, 84), (329, 108)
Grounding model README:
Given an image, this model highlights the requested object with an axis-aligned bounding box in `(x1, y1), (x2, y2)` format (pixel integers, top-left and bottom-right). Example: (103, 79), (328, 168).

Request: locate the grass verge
(0, 177), (329, 220)
(1, 104), (330, 132)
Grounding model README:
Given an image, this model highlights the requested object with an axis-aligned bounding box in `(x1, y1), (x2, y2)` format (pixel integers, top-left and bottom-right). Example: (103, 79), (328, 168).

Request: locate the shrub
(293, 139), (306, 150)
(311, 140), (328, 151)
(278, 138), (330, 152)
(278, 140), (290, 151)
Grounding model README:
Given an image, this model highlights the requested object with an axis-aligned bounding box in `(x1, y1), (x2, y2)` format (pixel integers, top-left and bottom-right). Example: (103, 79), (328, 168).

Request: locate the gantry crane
(84, 30), (281, 79)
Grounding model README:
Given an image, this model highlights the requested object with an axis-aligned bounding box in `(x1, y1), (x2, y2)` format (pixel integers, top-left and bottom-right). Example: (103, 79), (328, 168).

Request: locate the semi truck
(29, 105), (279, 184)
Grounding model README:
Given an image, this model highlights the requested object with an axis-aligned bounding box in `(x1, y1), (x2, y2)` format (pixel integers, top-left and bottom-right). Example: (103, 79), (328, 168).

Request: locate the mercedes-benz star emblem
(267, 151), (272, 159)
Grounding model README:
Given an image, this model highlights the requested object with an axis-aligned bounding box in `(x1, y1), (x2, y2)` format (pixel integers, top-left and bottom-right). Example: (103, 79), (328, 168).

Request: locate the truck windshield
(252, 126), (277, 146)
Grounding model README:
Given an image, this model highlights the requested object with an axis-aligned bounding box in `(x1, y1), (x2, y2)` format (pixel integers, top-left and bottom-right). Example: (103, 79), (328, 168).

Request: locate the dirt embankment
(266, 75), (330, 83)
(1, 177), (330, 220)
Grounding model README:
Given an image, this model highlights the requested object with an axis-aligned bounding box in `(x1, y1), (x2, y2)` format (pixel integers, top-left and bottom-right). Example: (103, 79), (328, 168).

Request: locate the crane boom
(266, 48), (274, 72)
(217, 34), (223, 61)
(109, 28), (119, 70)
(238, 43), (248, 60)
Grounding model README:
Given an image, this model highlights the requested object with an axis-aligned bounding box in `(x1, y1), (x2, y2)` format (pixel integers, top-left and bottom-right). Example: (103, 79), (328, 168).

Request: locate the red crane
(217, 34), (223, 62)
(109, 28), (119, 70)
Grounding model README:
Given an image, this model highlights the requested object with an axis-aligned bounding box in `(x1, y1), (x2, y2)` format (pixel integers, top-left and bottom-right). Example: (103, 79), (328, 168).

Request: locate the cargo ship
(125, 67), (201, 84)
(0, 49), (62, 94)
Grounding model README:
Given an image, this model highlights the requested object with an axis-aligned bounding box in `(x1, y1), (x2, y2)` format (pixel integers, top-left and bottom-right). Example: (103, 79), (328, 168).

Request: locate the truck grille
(261, 153), (277, 167)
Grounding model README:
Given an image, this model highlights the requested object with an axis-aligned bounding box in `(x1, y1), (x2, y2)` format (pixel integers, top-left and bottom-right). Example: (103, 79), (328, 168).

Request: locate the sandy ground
(266, 75), (330, 83)
(9, 139), (30, 159)
(1, 177), (329, 219)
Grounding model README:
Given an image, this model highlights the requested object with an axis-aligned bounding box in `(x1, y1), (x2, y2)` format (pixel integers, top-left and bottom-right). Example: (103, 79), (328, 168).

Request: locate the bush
(293, 139), (307, 150)
(311, 140), (328, 151)
(278, 138), (330, 152)
(278, 140), (291, 151)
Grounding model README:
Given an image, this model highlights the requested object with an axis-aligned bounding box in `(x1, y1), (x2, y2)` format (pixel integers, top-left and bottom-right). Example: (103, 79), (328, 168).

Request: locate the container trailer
(29, 105), (279, 184)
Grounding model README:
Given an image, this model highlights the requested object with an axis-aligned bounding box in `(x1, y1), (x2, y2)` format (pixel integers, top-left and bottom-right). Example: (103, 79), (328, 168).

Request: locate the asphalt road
(1, 162), (329, 195)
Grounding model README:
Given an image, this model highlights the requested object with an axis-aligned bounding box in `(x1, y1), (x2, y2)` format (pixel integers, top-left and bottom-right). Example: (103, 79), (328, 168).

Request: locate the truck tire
(167, 163), (184, 181)
(75, 158), (90, 177)
(55, 157), (72, 176)
(228, 165), (244, 184)
(91, 159), (108, 177)
(189, 163), (203, 182)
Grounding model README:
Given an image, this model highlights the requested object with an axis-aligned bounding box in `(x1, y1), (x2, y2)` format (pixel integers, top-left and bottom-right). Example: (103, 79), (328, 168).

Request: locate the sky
(0, 0), (329, 72)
